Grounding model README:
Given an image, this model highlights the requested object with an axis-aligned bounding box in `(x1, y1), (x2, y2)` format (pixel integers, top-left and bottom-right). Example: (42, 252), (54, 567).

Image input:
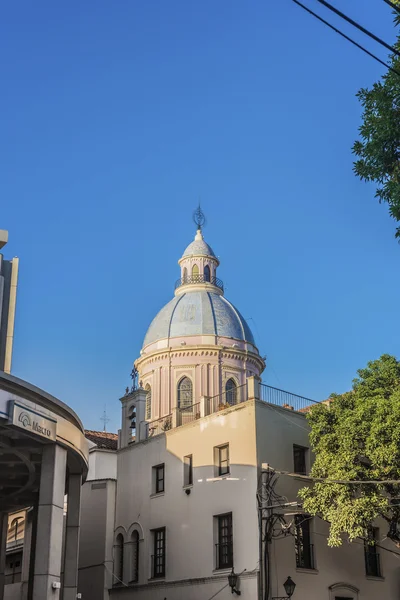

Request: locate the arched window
(145, 385), (151, 420)
(182, 267), (188, 283)
(192, 264), (199, 279)
(225, 379), (237, 406)
(115, 533), (124, 584)
(131, 530), (140, 583)
(204, 265), (211, 282)
(178, 377), (193, 409)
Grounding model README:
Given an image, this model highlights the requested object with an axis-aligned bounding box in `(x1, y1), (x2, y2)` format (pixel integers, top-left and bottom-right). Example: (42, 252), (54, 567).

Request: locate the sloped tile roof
(85, 430), (118, 450)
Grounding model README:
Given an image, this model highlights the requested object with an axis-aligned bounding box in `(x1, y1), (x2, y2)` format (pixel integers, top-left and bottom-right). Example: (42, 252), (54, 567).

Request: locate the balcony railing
(215, 542), (233, 570)
(208, 382), (248, 414)
(151, 553), (165, 578)
(295, 543), (315, 570)
(176, 402), (201, 427)
(147, 414), (172, 437)
(175, 274), (224, 292)
(365, 550), (381, 577)
(260, 383), (319, 413)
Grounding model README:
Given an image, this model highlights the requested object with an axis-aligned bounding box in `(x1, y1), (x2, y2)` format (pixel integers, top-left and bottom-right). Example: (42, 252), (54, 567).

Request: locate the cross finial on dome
(193, 204), (206, 232)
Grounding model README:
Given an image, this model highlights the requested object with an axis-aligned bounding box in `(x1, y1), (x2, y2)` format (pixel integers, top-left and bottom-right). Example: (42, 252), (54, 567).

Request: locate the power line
(291, 0), (400, 77)
(316, 0), (400, 58)
(382, 0), (400, 16)
(265, 465), (400, 485)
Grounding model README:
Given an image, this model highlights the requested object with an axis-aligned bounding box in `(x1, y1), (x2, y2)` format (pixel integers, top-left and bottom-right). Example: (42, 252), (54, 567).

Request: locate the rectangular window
(216, 513), (233, 569)
(153, 464), (165, 494)
(184, 455), (193, 486)
(364, 527), (381, 577)
(216, 444), (230, 476)
(293, 445), (308, 475)
(152, 527), (166, 578)
(295, 515), (314, 569)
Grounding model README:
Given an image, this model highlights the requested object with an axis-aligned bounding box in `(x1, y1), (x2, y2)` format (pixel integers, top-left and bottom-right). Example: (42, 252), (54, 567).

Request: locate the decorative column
(0, 512), (8, 600)
(62, 474), (82, 600)
(32, 444), (67, 600)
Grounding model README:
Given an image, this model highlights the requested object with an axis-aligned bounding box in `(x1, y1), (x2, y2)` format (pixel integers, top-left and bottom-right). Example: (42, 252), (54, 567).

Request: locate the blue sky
(1, 0), (399, 431)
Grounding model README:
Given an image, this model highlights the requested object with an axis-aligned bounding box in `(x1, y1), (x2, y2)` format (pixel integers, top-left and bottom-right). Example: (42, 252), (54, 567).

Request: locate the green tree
(352, 5), (400, 238)
(299, 354), (400, 547)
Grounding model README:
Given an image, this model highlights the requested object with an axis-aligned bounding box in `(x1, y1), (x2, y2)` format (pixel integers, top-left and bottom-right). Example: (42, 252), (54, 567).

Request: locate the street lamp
(228, 569), (241, 595)
(283, 576), (296, 597)
(272, 576), (296, 600)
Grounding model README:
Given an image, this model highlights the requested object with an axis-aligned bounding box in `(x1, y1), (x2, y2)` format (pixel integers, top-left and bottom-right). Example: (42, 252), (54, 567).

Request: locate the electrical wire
(264, 465), (400, 486)
(382, 0), (400, 15)
(316, 0), (400, 57)
(291, 0), (400, 77)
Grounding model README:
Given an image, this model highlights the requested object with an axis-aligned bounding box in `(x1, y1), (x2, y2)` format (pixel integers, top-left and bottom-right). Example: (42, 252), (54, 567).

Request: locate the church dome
(182, 238), (216, 258)
(143, 291), (255, 348)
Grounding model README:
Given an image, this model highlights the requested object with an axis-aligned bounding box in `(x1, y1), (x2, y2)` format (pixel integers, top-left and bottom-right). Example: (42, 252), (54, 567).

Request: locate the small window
(152, 527), (166, 578)
(192, 264), (199, 278)
(184, 455), (193, 486)
(364, 527), (381, 577)
(294, 515), (314, 569)
(182, 267), (188, 282)
(215, 513), (233, 569)
(293, 445), (307, 475)
(204, 264), (211, 282)
(145, 384), (151, 421)
(153, 464), (165, 494)
(114, 533), (124, 584)
(177, 377), (193, 409)
(215, 444), (230, 477)
(225, 379), (237, 406)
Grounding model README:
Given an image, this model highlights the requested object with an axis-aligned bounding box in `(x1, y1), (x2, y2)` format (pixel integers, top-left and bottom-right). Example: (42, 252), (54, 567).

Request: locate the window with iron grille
(293, 445), (308, 475)
(364, 527), (381, 577)
(216, 513), (233, 570)
(294, 515), (314, 569)
(184, 455), (193, 486)
(152, 527), (166, 578)
(215, 444), (230, 476)
(177, 377), (193, 409)
(225, 379), (237, 406)
(131, 531), (139, 583)
(153, 464), (165, 494)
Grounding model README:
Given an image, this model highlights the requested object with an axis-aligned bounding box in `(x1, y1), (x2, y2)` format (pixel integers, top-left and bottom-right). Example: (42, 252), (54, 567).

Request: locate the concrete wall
(111, 401), (260, 599)
(255, 400), (400, 600)
(78, 479), (116, 600)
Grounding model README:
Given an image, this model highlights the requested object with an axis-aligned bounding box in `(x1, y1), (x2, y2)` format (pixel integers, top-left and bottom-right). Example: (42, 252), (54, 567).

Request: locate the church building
(78, 214), (399, 600)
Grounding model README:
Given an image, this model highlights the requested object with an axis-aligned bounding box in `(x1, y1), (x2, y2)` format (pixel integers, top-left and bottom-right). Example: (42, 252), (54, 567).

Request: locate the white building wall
(112, 402), (259, 599)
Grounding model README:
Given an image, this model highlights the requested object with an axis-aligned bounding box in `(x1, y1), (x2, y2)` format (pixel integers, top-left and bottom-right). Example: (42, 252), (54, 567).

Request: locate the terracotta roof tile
(85, 430), (118, 450)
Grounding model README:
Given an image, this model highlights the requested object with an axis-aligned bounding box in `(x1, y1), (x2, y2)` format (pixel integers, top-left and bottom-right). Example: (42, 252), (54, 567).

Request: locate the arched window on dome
(225, 378), (237, 406)
(182, 267), (188, 283)
(192, 264), (199, 280)
(131, 530), (140, 583)
(177, 377), (193, 409)
(145, 384), (151, 420)
(204, 264), (211, 282)
(114, 533), (124, 584)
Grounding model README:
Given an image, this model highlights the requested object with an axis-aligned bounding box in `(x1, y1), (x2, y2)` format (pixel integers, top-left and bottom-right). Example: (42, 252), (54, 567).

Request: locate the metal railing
(208, 382), (248, 415)
(260, 383), (319, 413)
(177, 402), (201, 427)
(175, 274), (224, 292)
(295, 543), (315, 570)
(365, 550), (381, 577)
(147, 414), (172, 437)
(151, 553), (166, 578)
(215, 542), (233, 570)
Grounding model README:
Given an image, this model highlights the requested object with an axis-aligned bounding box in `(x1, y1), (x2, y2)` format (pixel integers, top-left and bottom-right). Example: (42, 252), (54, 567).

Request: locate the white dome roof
(182, 238), (216, 258)
(143, 291), (256, 348)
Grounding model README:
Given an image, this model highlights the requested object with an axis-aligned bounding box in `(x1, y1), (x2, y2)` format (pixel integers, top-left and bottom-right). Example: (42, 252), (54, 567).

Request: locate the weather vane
(193, 204), (206, 231)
